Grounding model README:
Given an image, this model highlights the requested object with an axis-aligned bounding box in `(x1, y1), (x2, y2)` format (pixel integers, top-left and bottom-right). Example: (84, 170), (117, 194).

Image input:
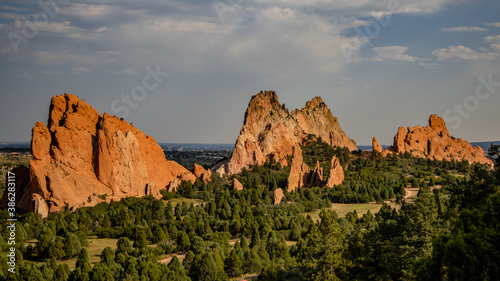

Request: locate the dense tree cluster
(0, 143), (498, 280)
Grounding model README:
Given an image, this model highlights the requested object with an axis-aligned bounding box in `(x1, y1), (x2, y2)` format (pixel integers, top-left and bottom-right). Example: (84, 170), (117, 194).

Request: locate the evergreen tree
(116, 237), (132, 254)
(224, 249), (242, 278)
(195, 252), (219, 281)
(70, 248), (92, 281)
(177, 232), (191, 252)
(89, 263), (114, 281)
(133, 231), (148, 249)
(151, 225), (167, 244)
(168, 256), (191, 281)
(53, 264), (70, 281)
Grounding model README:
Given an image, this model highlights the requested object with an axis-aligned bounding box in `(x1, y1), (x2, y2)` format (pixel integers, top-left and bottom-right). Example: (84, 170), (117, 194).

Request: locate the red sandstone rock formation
(3, 94), (196, 217)
(213, 91), (356, 175)
(287, 145), (311, 192)
(287, 144), (344, 191)
(192, 163), (212, 182)
(389, 114), (493, 167)
(325, 156), (344, 187)
(233, 178), (244, 191)
(274, 188), (285, 205)
(372, 137), (383, 153)
(310, 161), (324, 186)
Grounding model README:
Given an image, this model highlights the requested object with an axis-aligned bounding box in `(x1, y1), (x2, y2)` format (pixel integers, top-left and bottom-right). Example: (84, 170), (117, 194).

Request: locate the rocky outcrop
(167, 179), (182, 192)
(192, 163), (212, 182)
(381, 149), (393, 157)
(388, 114), (493, 167)
(233, 178), (244, 191)
(2, 94), (197, 216)
(215, 91), (356, 175)
(325, 156), (344, 187)
(372, 137), (383, 153)
(287, 145), (311, 192)
(274, 188), (284, 205)
(310, 161), (324, 186)
(287, 144), (342, 191)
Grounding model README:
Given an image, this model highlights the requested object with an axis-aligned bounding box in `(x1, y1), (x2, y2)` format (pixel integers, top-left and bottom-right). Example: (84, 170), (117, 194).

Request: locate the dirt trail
(404, 187), (419, 199)
(159, 254), (186, 264)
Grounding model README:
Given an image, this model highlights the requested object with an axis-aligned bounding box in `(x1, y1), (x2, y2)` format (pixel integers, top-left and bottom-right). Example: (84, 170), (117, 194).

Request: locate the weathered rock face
(4, 94), (196, 216)
(215, 91), (356, 175)
(325, 156), (344, 187)
(287, 144), (342, 191)
(372, 137), (383, 153)
(389, 114), (493, 167)
(310, 161), (324, 186)
(287, 145), (311, 192)
(274, 188), (284, 205)
(233, 178), (244, 191)
(192, 163), (212, 182)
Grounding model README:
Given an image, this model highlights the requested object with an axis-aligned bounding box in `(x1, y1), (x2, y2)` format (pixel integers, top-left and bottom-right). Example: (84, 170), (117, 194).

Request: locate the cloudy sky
(0, 0), (499, 146)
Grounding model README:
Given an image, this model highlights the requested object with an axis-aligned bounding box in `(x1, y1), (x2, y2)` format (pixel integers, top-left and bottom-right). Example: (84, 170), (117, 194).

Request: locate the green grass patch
(303, 202), (400, 222)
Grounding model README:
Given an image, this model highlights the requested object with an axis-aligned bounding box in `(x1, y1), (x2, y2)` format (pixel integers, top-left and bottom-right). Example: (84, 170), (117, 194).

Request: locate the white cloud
(30, 49), (113, 66)
(418, 62), (439, 68)
(372, 46), (421, 62)
(485, 22), (500, 27)
(440, 26), (488, 32)
(432, 45), (497, 60)
(484, 35), (500, 52)
(0, 0), (472, 79)
(489, 44), (500, 52)
(9, 20), (101, 40)
(0, 12), (24, 20)
(0, 5), (31, 12)
(41, 70), (64, 76)
(484, 35), (500, 43)
(71, 67), (91, 73)
(95, 27), (110, 33)
(254, 0), (458, 15)
(58, 4), (122, 20)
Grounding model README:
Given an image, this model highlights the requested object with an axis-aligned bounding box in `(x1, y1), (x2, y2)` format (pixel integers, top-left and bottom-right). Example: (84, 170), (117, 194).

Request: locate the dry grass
(303, 202), (400, 222)
(61, 237), (118, 270)
(164, 197), (205, 207)
(29, 237), (119, 271)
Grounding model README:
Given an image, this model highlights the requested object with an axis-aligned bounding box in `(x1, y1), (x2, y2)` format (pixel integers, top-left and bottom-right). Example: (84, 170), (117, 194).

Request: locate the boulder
(192, 163), (212, 182)
(233, 178), (244, 191)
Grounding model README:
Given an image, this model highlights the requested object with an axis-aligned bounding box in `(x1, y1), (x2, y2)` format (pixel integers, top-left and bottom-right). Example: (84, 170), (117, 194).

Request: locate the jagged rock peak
(304, 96), (325, 109)
(214, 91), (357, 175)
(429, 114), (450, 137)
